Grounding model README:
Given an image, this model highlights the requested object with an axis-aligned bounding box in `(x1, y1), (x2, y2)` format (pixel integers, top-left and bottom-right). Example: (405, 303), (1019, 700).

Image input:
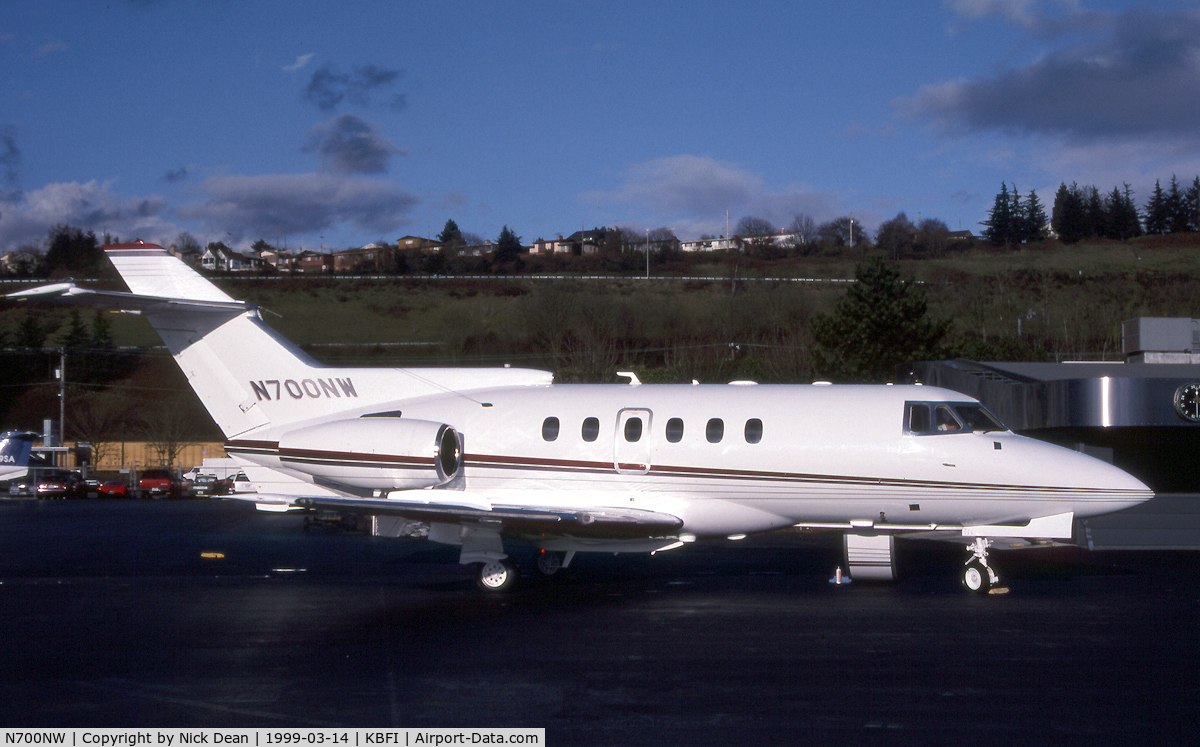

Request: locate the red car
(97, 480), (129, 498)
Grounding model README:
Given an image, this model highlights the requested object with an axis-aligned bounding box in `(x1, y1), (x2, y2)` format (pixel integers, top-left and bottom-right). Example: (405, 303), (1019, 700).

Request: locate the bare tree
(141, 397), (194, 469)
(174, 232), (202, 255)
(735, 216), (777, 238)
(70, 389), (135, 470)
(786, 214), (818, 254)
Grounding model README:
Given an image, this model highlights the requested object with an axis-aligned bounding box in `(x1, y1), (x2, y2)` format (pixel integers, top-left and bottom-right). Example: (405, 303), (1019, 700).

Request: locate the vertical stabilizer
(105, 244), (327, 438)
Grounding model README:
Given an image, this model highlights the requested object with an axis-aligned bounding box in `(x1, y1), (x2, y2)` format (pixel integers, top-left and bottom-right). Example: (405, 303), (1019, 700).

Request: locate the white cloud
(583, 155), (846, 238)
(303, 114), (406, 175)
(283, 53), (315, 73)
(0, 180), (178, 250)
(178, 172), (420, 241)
(903, 8), (1200, 145)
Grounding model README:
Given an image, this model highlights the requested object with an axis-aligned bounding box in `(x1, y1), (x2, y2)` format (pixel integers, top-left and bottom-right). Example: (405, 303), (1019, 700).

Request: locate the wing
(256, 491), (683, 540)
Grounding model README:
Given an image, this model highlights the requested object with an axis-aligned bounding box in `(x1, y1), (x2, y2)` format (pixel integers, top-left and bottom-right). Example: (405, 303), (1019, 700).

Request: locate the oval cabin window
(542, 417), (560, 441)
(624, 417), (643, 442)
(706, 418), (724, 443)
(666, 417), (684, 443)
(581, 417), (600, 442)
(744, 418), (763, 444)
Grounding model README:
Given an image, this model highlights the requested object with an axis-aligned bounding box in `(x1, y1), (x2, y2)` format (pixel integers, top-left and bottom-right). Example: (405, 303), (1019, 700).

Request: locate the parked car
(97, 480), (129, 498)
(230, 471), (255, 493)
(189, 473), (229, 498)
(137, 469), (186, 499)
(36, 471), (84, 499)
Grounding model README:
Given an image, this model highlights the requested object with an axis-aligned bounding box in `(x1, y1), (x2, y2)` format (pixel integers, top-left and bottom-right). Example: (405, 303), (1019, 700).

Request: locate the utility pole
(56, 347), (65, 450)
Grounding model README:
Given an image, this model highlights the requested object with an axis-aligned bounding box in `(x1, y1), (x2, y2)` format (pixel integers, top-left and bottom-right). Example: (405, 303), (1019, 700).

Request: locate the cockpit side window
(906, 401), (1009, 434)
(907, 403), (932, 433)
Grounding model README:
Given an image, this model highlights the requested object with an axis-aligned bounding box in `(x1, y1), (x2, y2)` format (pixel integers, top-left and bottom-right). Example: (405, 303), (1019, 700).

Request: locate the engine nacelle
(277, 417), (462, 490)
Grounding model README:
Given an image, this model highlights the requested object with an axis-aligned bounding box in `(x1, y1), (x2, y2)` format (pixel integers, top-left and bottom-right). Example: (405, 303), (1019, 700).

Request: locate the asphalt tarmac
(0, 499), (1197, 745)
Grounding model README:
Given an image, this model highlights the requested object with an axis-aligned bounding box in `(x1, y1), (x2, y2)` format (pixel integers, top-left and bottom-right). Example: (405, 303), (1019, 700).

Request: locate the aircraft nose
(1065, 448), (1154, 514)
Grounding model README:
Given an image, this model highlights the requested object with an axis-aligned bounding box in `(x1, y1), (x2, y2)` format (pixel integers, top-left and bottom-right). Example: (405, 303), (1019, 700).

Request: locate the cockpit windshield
(953, 403), (1006, 432)
(905, 402), (1008, 435)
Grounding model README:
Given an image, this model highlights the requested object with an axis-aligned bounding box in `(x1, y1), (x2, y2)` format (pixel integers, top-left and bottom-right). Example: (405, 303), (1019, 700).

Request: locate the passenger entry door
(614, 408), (653, 474)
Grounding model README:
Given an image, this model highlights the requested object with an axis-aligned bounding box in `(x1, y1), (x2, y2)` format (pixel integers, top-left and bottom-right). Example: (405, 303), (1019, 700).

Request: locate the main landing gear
(475, 558), (520, 593)
(962, 537), (1000, 593)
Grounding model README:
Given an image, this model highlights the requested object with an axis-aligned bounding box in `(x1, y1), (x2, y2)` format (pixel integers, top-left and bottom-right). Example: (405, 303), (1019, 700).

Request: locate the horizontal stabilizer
(6, 283), (255, 315)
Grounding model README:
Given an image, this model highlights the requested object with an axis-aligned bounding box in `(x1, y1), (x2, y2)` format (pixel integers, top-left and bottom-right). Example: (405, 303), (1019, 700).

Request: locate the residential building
(200, 246), (258, 272)
(398, 235), (442, 252)
(680, 236), (738, 252)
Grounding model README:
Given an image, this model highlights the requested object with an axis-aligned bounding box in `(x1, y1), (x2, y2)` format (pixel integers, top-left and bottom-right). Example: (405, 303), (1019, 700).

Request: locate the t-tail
(6, 242), (551, 441)
(0, 431), (39, 468)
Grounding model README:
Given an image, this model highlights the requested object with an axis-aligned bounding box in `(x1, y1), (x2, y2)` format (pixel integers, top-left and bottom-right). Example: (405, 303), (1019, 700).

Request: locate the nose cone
(1045, 442), (1154, 517)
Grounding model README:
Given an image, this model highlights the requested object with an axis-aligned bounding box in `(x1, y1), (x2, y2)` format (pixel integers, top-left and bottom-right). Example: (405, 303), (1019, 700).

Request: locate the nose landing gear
(962, 537), (1000, 593)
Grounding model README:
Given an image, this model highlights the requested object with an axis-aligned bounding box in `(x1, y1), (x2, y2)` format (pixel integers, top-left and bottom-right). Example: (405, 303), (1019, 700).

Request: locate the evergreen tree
(40, 225), (103, 276)
(437, 218), (464, 246)
(15, 313), (48, 350)
(1144, 180), (1169, 234)
(1107, 184), (1142, 239)
(59, 309), (90, 350)
(811, 255), (951, 382)
(1123, 183), (1144, 238)
(1187, 177), (1200, 233)
(1052, 182), (1086, 243)
(1167, 175), (1191, 233)
(1023, 190), (1048, 242)
(87, 310), (116, 383)
(1009, 185), (1022, 241)
(1083, 185), (1106, 238)
(982, 183), (1015, 247)
(492, 225), (523, 266)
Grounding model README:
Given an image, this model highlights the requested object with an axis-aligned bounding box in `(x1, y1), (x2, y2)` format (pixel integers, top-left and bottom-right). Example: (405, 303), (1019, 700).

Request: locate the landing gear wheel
(963, 560), (994, 593)
(535, 550), (563, 577)
(475, 559), (519, 593)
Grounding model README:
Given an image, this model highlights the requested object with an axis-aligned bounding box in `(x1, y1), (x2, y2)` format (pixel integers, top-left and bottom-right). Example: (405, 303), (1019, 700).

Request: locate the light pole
(645, 229), (650, 279)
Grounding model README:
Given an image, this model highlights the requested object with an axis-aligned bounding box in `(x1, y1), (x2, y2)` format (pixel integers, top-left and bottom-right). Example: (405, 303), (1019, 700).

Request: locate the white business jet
(7, 243), (1153, 592)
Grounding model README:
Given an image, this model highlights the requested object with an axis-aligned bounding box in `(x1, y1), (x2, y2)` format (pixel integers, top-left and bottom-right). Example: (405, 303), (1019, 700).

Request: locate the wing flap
(293, 495), (683, 539)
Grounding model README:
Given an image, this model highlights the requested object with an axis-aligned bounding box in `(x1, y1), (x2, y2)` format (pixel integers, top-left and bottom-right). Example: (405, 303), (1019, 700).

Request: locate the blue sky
(3, 0), (1199, 253)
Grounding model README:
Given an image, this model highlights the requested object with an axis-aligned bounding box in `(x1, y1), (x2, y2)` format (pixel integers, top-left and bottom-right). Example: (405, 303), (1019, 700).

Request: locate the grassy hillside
(1, 233), (1198, 439)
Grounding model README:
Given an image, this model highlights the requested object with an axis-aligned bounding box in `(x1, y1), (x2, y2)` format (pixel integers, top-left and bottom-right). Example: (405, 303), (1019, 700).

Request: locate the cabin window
(542, 417), (560, 441)
(666, 417), (684, 443)
(624, 417), (643, 442)
(706, 418), (724, 443)
(581, 417), (600, 442)
(744, 418), (763, 444)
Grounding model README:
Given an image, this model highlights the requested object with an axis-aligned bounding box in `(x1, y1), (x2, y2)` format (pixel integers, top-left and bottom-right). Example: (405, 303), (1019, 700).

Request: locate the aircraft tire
(962, 561), (992, 593)
(535, 550), (563, 577)
(475, 559), (519, 593)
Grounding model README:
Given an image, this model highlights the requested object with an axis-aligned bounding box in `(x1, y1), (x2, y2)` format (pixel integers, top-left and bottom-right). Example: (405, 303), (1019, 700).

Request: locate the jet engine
(277, 417), (462, 490)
